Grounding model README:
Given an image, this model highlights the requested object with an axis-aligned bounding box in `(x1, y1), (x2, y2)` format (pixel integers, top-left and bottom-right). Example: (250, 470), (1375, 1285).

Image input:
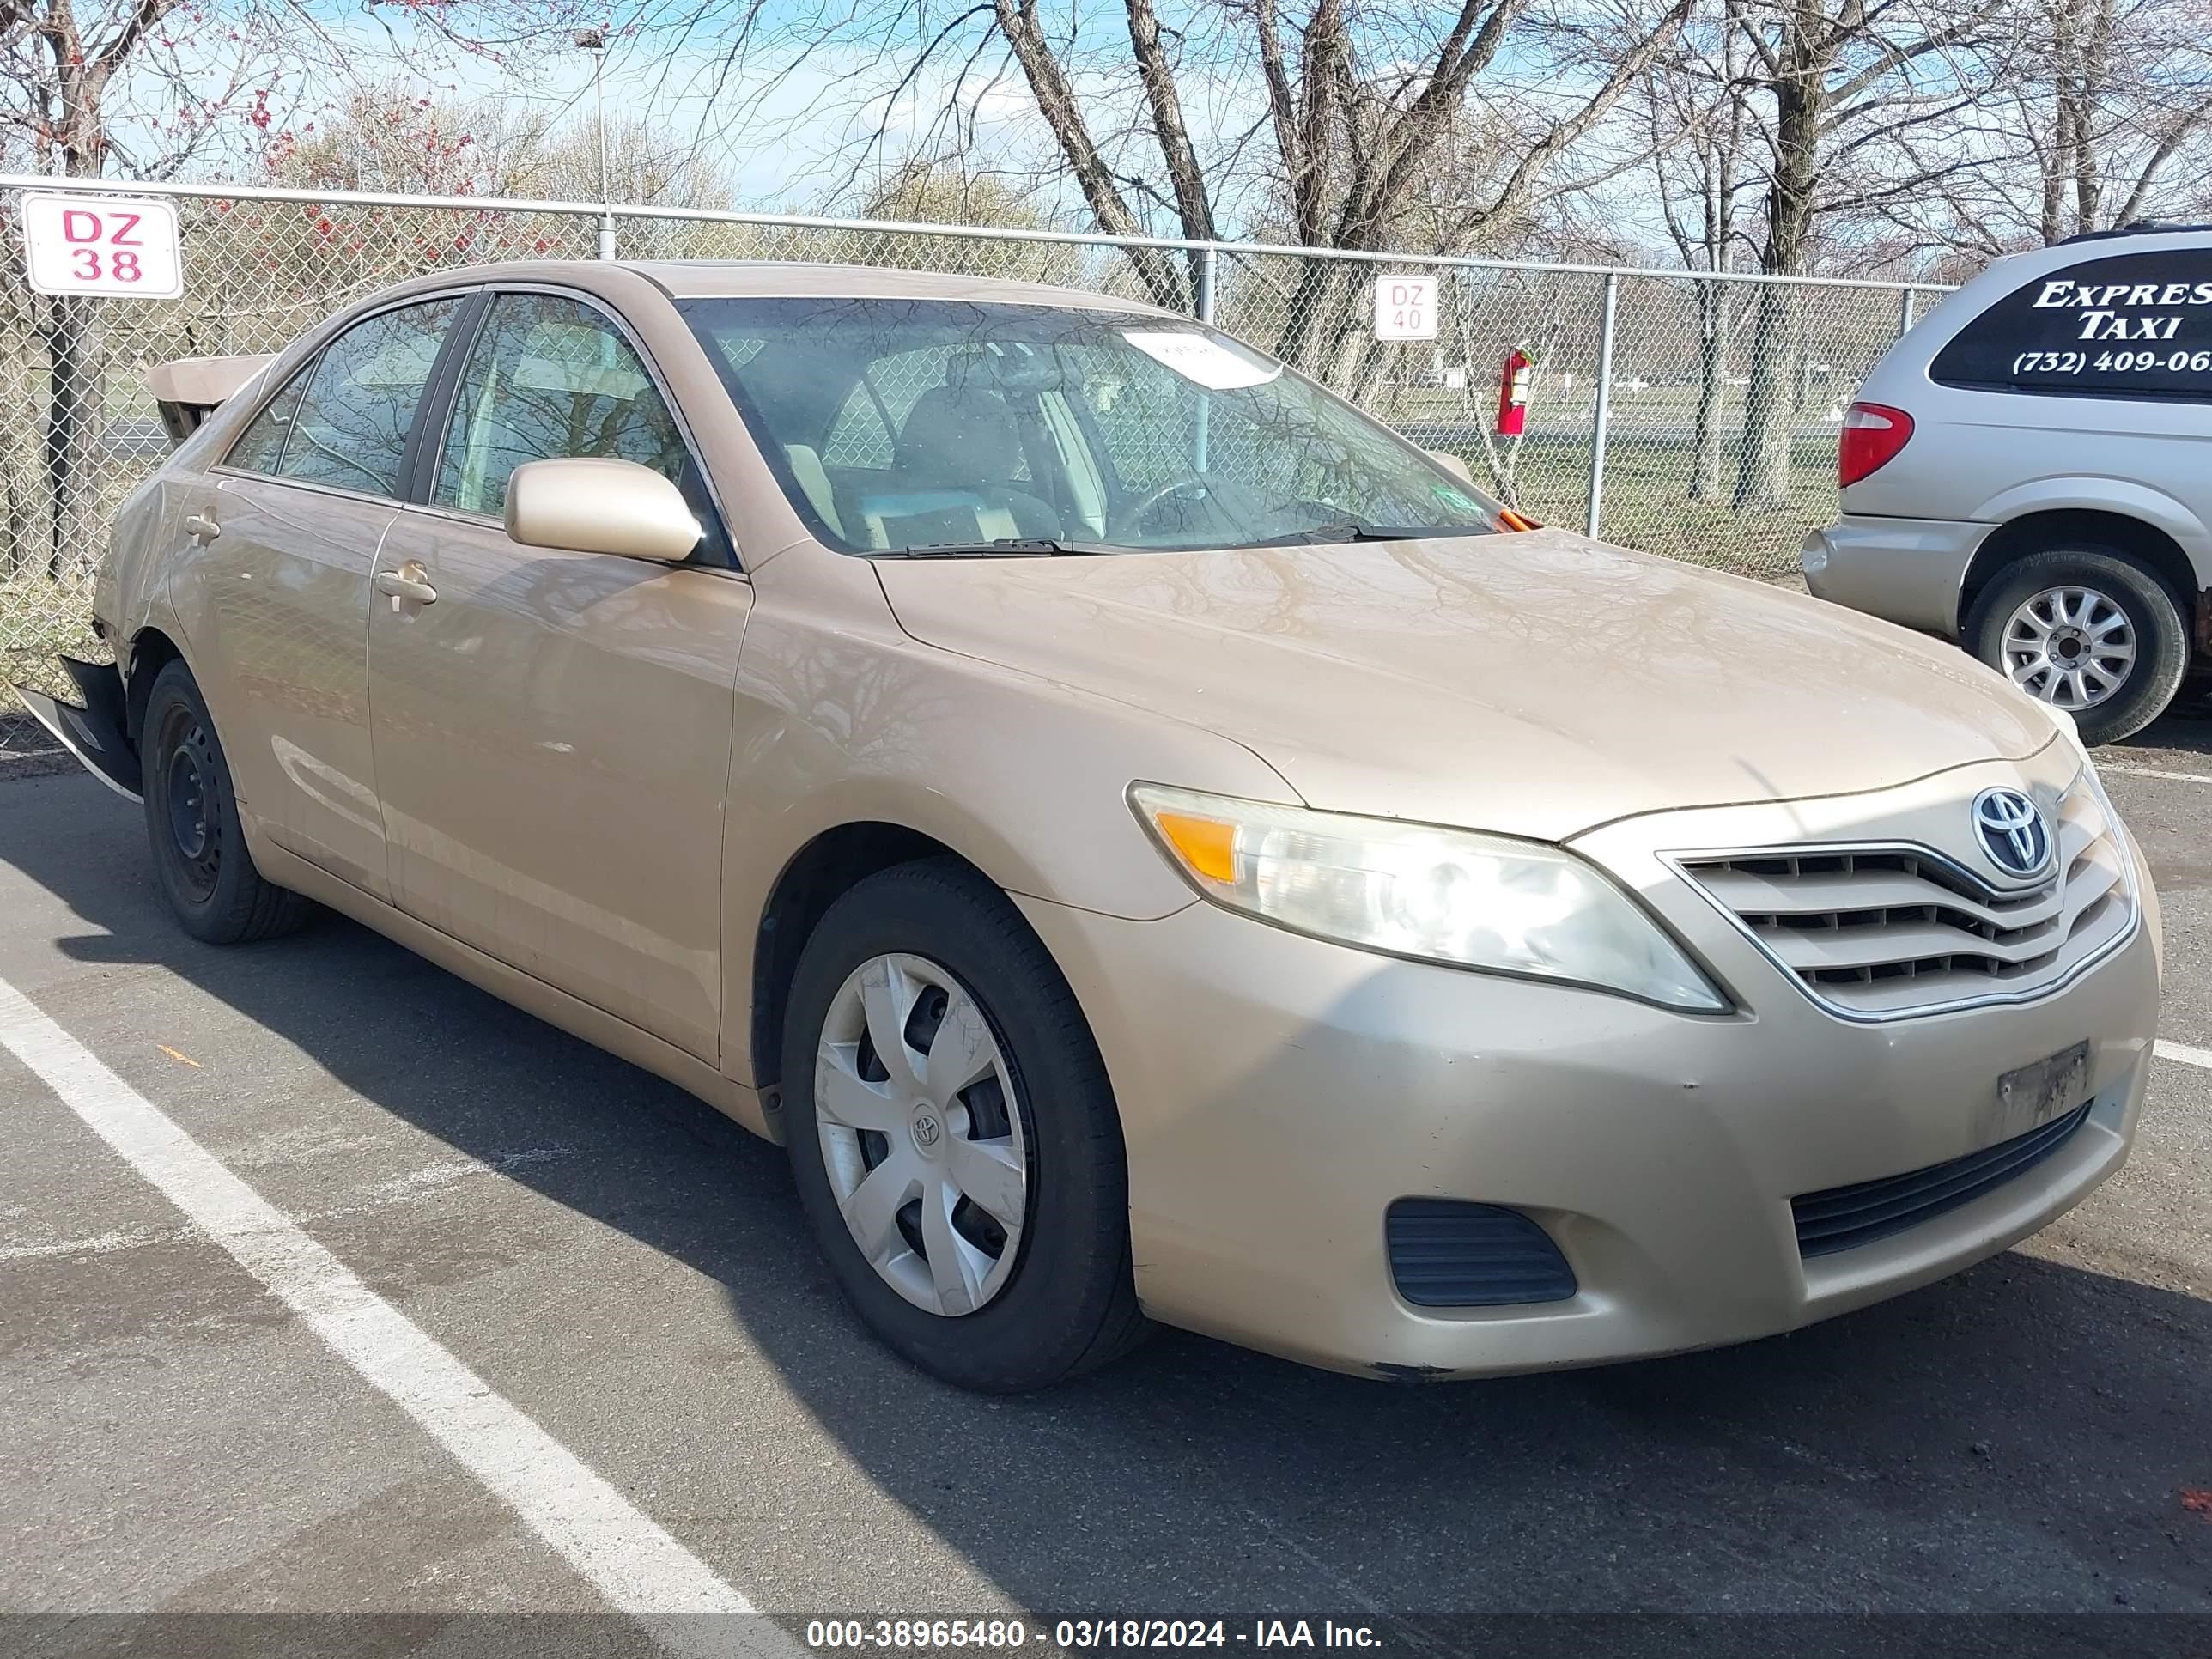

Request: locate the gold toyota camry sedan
(17, 261), (2161, 1391)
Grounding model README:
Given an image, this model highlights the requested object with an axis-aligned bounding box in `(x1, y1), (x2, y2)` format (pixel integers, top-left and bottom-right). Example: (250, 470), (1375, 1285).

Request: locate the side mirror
(1425, 448), (1476, 487)
(505, 458), (702, 562)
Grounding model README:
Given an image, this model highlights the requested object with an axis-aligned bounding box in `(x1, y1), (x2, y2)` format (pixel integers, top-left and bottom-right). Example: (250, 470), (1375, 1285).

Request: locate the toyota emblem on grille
(1972, 787), (2050, 878)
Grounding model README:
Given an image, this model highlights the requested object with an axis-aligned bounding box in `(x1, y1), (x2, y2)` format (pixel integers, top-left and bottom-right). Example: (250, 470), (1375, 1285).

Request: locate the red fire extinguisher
(1497, 347), (1533, 436)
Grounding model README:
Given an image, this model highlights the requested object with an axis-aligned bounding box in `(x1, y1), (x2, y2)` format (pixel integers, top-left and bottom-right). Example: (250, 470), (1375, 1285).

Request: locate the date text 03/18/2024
(804, 1621), (1383, 1650)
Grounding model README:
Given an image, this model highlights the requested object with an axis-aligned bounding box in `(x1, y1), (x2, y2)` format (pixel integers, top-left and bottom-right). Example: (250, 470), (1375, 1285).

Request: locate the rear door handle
(183, 513), (220, 542)
(374, 566), (437, 605)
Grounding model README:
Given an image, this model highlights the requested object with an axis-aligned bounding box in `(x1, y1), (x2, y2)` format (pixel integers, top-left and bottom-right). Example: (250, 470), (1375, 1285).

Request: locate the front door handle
(374, 564), (437, 605)
(183, 513), (220, 543)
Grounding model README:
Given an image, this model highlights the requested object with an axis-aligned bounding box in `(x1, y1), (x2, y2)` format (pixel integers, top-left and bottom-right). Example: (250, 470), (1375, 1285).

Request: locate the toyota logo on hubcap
(911, 1112), (941, 1150)
(1972, 787), (2050, 879)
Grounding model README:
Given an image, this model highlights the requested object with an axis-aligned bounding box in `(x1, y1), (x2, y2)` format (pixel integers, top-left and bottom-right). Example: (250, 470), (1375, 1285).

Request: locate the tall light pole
(576, 27), (615, 260)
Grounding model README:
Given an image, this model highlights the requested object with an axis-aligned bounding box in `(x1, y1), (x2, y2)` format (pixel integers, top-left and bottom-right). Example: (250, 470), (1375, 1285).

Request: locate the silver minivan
(1804, 225), (2210, 744)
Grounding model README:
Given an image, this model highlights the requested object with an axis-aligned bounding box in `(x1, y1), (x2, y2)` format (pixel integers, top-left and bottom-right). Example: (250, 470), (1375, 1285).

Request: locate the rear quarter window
(1930, 248), (2212, 401)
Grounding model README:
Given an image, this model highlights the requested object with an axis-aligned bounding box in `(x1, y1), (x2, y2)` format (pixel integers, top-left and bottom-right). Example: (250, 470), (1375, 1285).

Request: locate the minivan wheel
(1966, 548), (2188, 746)
(780, 858), (1147, 1391)
(141, 660), (310, 944)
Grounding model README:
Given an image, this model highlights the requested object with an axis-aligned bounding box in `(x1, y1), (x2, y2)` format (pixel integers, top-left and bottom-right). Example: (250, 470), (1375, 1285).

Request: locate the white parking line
(2154, 1039), (2212, 1071)
(0, 978), (790, 1656)
(2098, 762), (2212, 785)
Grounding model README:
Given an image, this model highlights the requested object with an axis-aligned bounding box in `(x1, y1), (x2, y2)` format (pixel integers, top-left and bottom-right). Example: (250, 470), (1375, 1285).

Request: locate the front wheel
(141, 660), (310, 944)
(1966, 547), (2189, 746)
(780, 858), (1147, 1391)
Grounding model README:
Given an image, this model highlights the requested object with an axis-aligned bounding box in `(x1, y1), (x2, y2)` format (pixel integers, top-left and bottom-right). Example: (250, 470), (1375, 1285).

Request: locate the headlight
(1130, 784), (1729, 1012)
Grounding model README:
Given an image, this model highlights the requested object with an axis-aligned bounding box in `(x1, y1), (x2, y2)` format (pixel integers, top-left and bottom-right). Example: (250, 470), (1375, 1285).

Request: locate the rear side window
(277, 296), (465, 497)
(225, 368), (308, 474)
(1930, 249), (2212, 401)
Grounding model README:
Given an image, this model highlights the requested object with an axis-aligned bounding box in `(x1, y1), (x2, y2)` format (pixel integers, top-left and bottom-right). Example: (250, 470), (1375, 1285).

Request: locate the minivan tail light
(1838, 401), (1914, 487)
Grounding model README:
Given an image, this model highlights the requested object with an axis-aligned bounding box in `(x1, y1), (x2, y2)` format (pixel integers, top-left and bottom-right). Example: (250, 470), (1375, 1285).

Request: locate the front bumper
(1802, 514), (1992, 640)
(1018, 757), (2160, 1380)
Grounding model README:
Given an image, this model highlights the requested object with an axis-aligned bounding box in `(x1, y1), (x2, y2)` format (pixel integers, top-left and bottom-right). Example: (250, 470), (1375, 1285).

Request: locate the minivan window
(275, 297), (465, 497)
(1930, 249), (2212, 401)
(679, 297), (1503, 555)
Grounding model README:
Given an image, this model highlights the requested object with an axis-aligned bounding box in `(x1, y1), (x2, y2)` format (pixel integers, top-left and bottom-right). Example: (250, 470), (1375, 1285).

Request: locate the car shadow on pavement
(6, 772), (2208, 1620)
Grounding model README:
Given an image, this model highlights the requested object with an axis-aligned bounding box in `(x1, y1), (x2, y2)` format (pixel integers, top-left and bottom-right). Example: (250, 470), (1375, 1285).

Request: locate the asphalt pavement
(0, 710), (2207, 1654)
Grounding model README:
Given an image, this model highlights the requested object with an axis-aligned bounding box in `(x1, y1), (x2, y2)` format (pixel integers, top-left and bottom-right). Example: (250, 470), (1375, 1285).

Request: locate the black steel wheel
(141, 660), (310, 944)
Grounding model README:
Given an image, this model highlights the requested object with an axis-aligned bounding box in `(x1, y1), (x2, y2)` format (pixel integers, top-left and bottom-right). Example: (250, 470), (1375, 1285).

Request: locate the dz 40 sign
(18, 193), (184, 299)
(1374, 273), (1438, 341)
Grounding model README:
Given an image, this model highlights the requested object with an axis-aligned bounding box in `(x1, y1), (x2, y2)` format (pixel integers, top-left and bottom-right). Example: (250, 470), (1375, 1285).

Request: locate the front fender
(718, 548), (1302, 1088)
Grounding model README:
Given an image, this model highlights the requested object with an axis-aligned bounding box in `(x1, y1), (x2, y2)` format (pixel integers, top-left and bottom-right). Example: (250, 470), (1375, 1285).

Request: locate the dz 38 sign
(18, 192), (185, 299)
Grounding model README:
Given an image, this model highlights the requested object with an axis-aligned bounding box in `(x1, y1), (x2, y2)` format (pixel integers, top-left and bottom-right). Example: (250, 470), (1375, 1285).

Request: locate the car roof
(2057, 220), (2212, 246)
(390, 258), (1180, 318)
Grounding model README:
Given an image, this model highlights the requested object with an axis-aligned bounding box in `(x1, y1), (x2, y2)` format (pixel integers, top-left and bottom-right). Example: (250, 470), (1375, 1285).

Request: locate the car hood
(872, 529), (2059, 842)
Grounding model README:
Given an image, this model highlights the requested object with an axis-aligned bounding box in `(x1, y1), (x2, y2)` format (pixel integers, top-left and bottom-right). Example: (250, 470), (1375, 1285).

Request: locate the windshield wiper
(1255, 522), (1483, 547)
(890, 537), (1116, 558)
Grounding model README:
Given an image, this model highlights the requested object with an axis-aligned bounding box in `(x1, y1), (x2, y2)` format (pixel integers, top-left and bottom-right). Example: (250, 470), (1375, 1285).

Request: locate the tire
(780, 857), (1148, 1391)
(140, 660), (311, 945)
(1965, 546), (2189, 746)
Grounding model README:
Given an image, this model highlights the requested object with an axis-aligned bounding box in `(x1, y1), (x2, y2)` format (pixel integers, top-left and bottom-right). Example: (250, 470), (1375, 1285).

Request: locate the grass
(1431, 432), (1839, 575)
(1, 574), (103, 708)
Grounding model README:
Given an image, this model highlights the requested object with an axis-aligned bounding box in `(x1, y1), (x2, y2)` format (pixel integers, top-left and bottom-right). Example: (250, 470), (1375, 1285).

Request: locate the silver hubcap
(814, 953), (1029, 1316)
(2001, 585), (2136, 710)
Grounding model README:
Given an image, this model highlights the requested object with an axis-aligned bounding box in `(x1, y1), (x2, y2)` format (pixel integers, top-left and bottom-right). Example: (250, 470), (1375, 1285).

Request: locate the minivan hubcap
(2001, 585), (2136, 710)
(814, 953), (1030, 1316)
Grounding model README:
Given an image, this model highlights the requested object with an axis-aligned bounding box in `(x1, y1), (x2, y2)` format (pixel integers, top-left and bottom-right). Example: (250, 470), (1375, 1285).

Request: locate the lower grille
(1385, 1200), (1577, 1307)
(1791, 1103), (2094, 1258)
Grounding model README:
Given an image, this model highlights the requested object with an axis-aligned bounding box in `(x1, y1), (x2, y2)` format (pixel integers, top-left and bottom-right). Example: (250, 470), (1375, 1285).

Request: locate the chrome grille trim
(1665, 781), (2137, 1024)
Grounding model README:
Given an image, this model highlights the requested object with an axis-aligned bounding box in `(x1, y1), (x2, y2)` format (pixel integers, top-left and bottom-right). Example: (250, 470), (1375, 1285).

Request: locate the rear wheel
(1966, 547), (2188, 746)
(141, 660), (310, 944)
(780, 858), (1147, 1391)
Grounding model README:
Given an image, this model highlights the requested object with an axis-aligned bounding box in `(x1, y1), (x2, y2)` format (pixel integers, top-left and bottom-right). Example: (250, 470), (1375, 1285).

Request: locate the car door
(177, 293), (469, 899)
(366, 288), (751, 1063)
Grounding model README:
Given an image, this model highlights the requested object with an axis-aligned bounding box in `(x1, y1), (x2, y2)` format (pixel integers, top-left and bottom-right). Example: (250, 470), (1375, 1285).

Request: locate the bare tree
(0, 0), (252, 577)
(0, 1), (593, 580)
(685, 0), (1695, 368)
(1919, 0), (2212, 255)
(1723, 0), (2012, 509)
(260, 84), (730, 205)
(1643, 11), (1759, 501)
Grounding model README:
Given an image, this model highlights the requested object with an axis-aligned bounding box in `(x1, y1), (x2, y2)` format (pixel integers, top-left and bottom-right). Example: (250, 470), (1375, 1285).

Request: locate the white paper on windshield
(1121, 330), (1282, 390)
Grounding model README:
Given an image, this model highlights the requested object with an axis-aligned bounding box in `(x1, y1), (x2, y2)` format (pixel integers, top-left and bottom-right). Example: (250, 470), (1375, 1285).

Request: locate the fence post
(1193, 245), (1218, 471)
(1899, 287), (1917, 336)
(1586, 272), (1620, 539)
(599, 211), (617, 261)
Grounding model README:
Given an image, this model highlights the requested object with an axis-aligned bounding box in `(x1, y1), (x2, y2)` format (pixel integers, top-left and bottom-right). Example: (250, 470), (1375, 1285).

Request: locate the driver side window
(434, 293), (690, 519)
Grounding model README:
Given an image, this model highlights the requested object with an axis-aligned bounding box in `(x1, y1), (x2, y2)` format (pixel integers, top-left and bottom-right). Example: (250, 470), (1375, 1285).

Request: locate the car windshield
(678, 296), (1503, 556)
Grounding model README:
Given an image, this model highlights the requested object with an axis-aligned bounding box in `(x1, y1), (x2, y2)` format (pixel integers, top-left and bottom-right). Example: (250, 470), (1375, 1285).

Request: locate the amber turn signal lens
(1152, 810), (1238, 884)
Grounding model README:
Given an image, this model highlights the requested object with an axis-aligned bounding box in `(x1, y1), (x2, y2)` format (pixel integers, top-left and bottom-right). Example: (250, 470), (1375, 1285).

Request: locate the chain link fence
(0, 176), (1949, 702)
